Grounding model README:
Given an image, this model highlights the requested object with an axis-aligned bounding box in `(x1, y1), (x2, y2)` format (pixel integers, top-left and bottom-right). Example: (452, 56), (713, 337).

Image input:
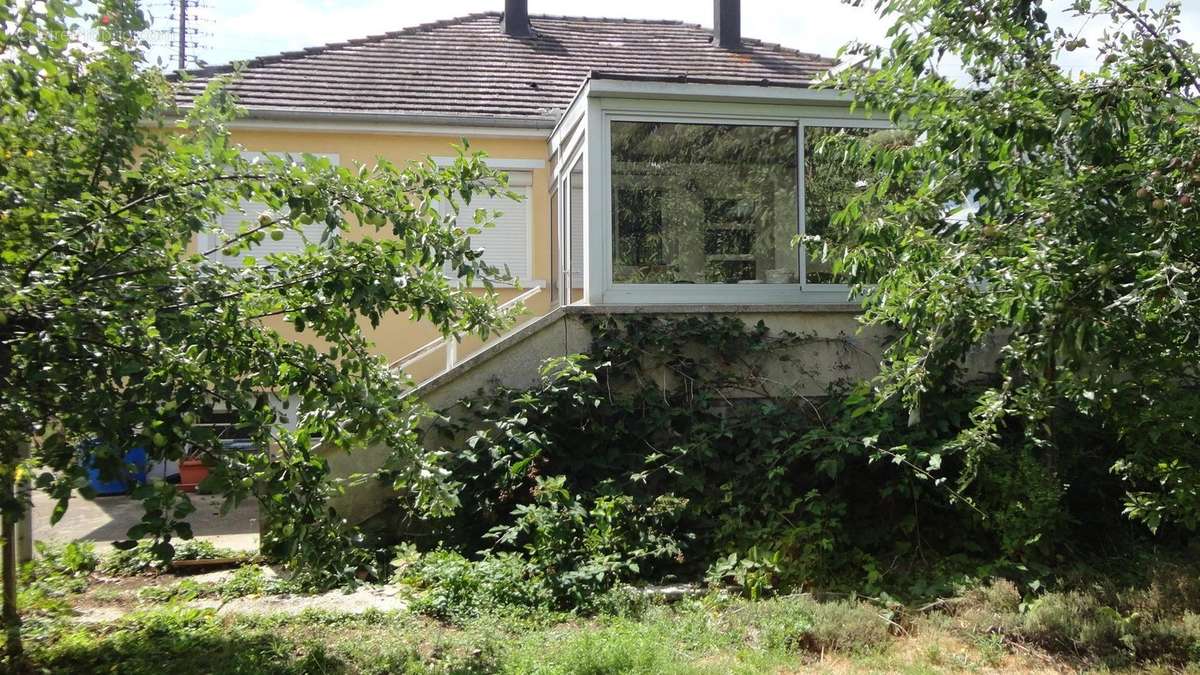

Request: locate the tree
(0, 0), (515, 661)
(825, 0), (1200, 547)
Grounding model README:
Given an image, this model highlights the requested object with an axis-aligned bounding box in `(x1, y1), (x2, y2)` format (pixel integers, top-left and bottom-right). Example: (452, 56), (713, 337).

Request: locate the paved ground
(32, 489), (260, 552)
(72, 566), (411, 623)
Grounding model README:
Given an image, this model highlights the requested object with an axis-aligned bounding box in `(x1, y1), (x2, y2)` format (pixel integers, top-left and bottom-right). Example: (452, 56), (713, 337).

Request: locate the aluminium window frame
(588, 97), (892, 306)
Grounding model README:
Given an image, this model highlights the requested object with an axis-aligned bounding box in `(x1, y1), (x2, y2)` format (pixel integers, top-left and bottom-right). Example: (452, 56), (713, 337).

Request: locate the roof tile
(176, 12), (836, 122)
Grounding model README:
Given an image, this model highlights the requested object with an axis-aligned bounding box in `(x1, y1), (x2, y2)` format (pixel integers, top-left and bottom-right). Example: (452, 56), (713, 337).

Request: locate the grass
(20, 590), (1189, 674)
(137, 564), (300, 603)
(18, 601), (902, 675)
(9, 543), (1200, 673)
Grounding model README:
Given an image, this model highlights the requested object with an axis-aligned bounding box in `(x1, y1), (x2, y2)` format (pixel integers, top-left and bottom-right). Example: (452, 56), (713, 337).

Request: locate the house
(178, 0), (897, 520)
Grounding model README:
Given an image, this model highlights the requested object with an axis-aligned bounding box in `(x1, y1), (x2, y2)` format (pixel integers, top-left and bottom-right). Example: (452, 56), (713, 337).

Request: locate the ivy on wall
(385, 315), (1167, 600)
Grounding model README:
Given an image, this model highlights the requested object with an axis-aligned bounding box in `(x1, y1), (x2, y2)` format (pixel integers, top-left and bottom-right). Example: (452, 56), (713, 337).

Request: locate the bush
(398, 316), (1010, 601)
(1021, 592), (1126, 653)
(390, 315), (1196, 612)
(486, 475), (688, 607)
(392, 549), (556, 623)
(952, 578), (1023, 635)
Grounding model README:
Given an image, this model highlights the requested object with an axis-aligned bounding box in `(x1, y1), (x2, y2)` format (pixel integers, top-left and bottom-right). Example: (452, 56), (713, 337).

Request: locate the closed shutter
(454, 171), (532, 283)
(209, 152), (338, 267)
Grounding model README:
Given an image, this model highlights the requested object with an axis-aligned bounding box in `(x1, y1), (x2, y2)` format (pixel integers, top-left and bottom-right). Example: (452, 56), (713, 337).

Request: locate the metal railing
(390, 284), (546, 378)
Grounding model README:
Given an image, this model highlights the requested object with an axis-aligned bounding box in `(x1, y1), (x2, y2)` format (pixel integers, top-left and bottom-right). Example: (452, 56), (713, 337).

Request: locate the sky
(144, 0), (1200, 74)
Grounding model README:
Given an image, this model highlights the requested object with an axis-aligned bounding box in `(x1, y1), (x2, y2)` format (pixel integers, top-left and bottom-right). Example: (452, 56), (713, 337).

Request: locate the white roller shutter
(208, 152), (339, 267)
(454, 171), (532, 284)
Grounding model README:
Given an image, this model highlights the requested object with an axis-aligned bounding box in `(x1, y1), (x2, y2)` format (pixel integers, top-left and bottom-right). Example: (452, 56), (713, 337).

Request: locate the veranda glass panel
(568, 159), (585, 303)
(610, 121), (799, 285)
(803, 126), (901, 284)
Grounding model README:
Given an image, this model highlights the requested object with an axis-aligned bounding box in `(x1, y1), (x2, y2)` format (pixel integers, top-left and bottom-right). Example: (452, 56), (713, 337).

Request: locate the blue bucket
(84, 446), (148, 496)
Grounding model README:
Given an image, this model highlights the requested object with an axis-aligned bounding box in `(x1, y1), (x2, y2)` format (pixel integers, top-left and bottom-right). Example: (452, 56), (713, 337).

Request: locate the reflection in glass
(550, 179), (560, 304)
(804, 126), (904, 284)
(568, 159), (584, 303)
(610, 121), (799, 285)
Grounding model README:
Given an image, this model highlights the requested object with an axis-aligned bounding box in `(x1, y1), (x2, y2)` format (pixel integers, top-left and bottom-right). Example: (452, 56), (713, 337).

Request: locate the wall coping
(564, 303), (863, 315)
(411, 307), (568, 397)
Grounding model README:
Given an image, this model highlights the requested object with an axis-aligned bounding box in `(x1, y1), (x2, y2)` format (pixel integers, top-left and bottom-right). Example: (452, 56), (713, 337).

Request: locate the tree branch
(19, 173), (265, 288)
(158, 261), (362, 313)
(198, 213), (286, 258)
(1108, 0), (1200, 96)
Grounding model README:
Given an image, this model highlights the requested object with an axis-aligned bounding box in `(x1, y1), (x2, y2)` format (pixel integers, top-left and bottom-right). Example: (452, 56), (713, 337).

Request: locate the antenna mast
(176, 0), (188, 69)
(149, 0), (208, 69)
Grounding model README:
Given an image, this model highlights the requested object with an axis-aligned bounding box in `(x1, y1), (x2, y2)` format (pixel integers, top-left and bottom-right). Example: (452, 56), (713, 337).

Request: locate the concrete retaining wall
(324, 306), (1000, 523)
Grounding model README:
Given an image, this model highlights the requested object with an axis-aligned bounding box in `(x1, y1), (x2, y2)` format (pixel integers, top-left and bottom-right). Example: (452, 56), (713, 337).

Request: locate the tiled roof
(176, 13), (837, 125)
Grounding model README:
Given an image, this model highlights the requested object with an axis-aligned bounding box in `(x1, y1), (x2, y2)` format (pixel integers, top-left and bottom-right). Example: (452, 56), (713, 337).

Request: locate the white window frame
(585, 94), (891, 306)
(204, 151), (340, 259)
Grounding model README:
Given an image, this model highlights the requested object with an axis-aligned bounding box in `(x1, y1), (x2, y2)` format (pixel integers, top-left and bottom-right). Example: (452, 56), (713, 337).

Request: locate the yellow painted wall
(227, 127), (555, 367)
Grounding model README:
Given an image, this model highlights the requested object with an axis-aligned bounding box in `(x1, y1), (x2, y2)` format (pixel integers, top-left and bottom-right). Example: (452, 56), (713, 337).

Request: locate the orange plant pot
(178, 457), (209, 493)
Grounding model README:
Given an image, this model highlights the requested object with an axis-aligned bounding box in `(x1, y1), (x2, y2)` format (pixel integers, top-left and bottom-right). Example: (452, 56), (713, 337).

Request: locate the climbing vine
(382, 315), (1150, 600)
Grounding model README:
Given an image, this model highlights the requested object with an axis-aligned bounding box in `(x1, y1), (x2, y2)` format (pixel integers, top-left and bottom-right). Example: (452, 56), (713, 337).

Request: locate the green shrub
(398, 316), (1010, 602)
(487, 475), (688, 607)
(952, 578), (1024, 635)
(1183, 613), (1200, 662)
(390, 315), (1196, 612)
(1122, 563), (1200, 620)
(758, 598), (818, 652)
(392, 548), (556, 623)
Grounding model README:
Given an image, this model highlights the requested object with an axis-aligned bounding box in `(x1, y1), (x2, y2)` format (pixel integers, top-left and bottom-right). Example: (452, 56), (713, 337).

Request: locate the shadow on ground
(32, 490), (259, 552)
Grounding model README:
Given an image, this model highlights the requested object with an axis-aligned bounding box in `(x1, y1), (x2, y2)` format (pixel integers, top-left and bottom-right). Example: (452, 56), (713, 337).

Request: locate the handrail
(390, 284), (546, 373)
(391, 336), (446, 372)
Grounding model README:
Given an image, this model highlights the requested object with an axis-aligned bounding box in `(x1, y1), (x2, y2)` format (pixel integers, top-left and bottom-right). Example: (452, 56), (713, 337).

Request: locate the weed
(754, 595), (893, 655)
(137, 565), (298, 604)
(393, 548), (557, 624)
(17, 542), (99, 615)
(138, 579), (205, 603)
(215, 564), (296, 599)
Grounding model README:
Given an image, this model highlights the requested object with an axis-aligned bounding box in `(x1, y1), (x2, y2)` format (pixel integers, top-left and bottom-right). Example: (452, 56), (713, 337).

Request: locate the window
(450, 170), (533, 284)
(610, 121), (799, 285)
(208, 152), (339, 267)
